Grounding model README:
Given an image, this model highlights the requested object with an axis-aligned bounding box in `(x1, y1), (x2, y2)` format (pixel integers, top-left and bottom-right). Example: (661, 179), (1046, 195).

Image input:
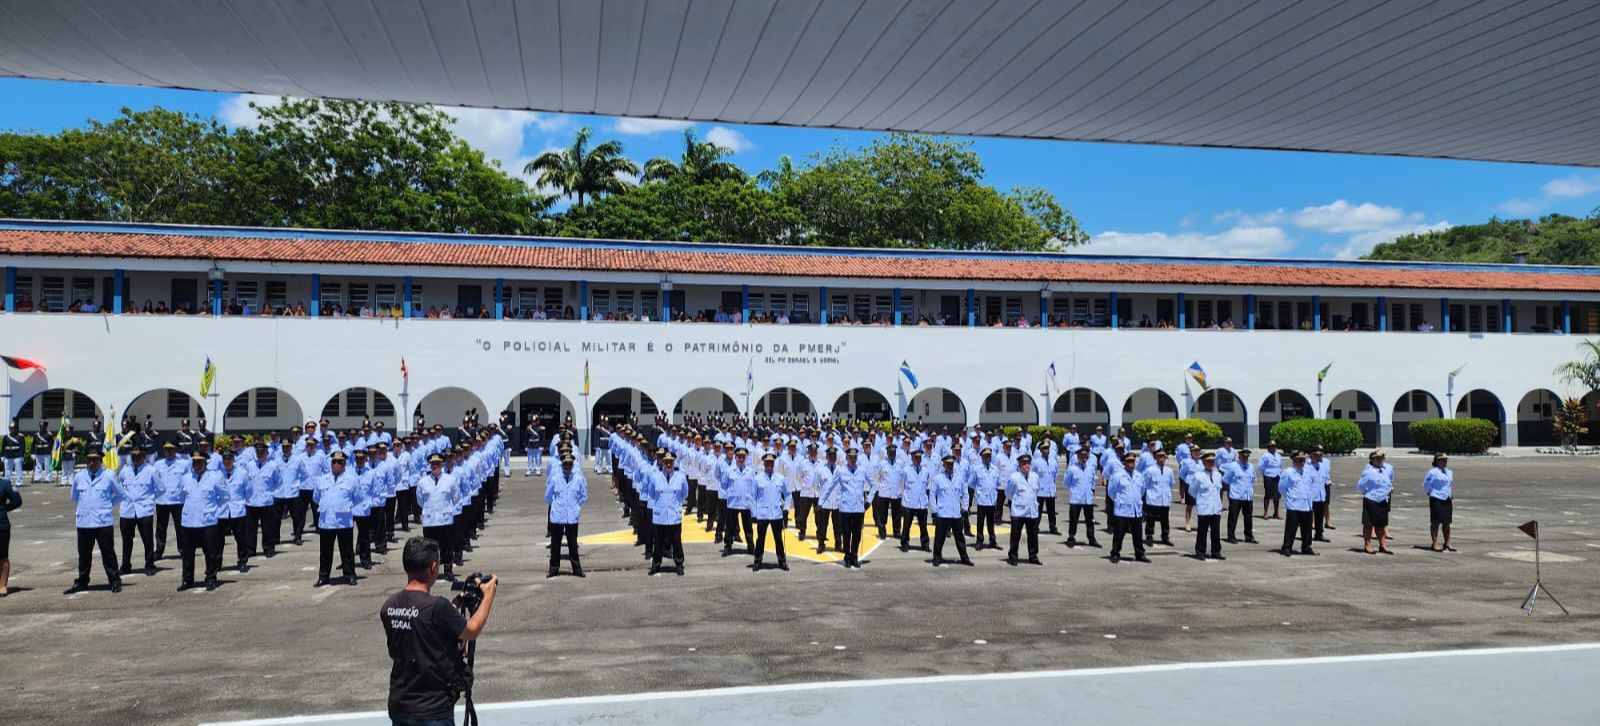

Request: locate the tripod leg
(1521, 583), (1539, 616)
(1540, 584), (1571, 616)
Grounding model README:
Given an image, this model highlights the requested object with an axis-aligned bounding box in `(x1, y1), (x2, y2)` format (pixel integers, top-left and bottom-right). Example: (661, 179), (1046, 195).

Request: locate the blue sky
(4, 77), (1599, 260)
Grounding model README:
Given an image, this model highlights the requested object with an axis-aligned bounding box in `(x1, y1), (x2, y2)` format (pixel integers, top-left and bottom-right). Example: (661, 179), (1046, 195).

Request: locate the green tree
(553, 176), (800, 245)
(641, 129), (747, 184)
(523, 125), (638, 207)
(1554, 339), (1600, 393)
(1365, 213), (1600, 264)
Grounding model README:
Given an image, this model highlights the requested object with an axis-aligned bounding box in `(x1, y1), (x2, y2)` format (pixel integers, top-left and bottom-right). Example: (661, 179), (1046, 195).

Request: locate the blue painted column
(113, 269), (124, 315)
(402, 276), (413, 318)
(740, 284), (749, 323)
(579, 280), (588, 322)
(1039, 290), (1050, 328)
(893, 286), (902, 326)
(1245, 293), (1256, 330)
(1377, 296), (1387, 332)
(1311, 294), (1321, 331)
(1109, 291), (1119, 329)
(1502, 299), (1511, 333)
(966, 288), (976, 327)
(494, 278), (504, 319)
(820, 286), (829, 326)
(4, 266), (13, 313)
(310, 273), (320, 317)
(1177, 292), (1186, 329)
(1441, 297), (1450, 333)
(660, 283), (670, 324)
(212, 278), (223, 316)
(1562, 300), (1572, 334)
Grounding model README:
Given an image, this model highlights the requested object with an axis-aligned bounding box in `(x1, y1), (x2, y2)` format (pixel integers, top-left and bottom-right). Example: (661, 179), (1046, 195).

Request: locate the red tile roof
(0, 228), (1595, 293)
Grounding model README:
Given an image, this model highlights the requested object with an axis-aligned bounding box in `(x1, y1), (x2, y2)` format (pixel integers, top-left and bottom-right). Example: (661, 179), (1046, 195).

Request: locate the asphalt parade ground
(3, 455), (1599, 724)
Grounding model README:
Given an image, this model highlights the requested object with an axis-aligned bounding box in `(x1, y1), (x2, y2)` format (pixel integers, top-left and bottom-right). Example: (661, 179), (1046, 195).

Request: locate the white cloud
(704, 126), (754, 153)
(218, 94), (282, 128)
(1500, 174), (1600, 216)
(1217, 200), (1413, 233)
(612, 117), (696, 135)
(1324, 220), (1453, 260)
(1086, 225), (1293, 258)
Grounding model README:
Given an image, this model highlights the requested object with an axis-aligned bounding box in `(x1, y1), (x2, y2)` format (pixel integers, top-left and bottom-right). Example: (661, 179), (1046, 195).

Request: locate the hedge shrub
(1269, 418), (1363, 454)
(997, 425), (1068, 448)
(1130, 419), (1222, 447)
(1408, 418), (1498, 453)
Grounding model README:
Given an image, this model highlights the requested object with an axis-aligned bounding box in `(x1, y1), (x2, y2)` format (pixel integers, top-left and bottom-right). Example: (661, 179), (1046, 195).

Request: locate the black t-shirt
(381, 589), (469, 718)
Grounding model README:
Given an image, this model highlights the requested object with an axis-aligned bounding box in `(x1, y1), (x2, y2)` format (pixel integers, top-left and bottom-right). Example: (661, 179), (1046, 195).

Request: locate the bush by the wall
(1269, 418), (1363, 454)
(995, 425), (1068, 448)
(1408, 418), (1498, 453)
(1130, 419), (1222, 448)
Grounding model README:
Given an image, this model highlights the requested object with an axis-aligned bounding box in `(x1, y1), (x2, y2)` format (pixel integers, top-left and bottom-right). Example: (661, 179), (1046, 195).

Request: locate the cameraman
(381, 536), (498, 726)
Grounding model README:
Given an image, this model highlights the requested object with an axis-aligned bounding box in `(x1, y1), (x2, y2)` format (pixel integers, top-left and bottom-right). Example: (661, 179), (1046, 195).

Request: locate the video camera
(450, 572), (492, 614)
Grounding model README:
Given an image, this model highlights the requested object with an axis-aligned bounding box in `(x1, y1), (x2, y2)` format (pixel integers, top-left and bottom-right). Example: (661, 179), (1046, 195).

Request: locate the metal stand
(1521, 530), (1569, 616)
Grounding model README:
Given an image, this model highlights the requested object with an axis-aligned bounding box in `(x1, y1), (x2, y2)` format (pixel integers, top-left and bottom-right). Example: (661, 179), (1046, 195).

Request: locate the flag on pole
(1046, 362), (1060, 395)
(50, 415), (68, 471)
(400, 357), (409, 382)
(746, 357), (754, 395)
(102, 412), (119, 471)
(1187, 361), (1210, 391)
(1518, 520), (1539, 539)
(1449, 363), (1467, 379)
(1317, 362), (1333, 382)
(200, 356), (217, 398)
(899, 360), (919, 390)
(583, 359), (591, 396)
(0, 355), (46, 372)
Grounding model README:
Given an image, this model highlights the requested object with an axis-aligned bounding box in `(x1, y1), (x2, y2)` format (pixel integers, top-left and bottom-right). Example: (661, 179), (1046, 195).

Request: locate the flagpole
(1316, 377), (1323, 419)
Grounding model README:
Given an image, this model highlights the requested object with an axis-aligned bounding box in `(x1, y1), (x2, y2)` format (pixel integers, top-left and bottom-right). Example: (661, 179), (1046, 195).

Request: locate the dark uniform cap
(980, 448), (993, 456)
(1122, 452), (1138, 463)
(762, 453), (776, 463)
(353, 450), (368, 459)
(191, 453), (207, 462)
(1312, 446), (1325, 454)
(221, 449), (235, 459)
(735, 447), (748, 456)
(561, 455), (575, 464)
(427, 454), (444, 464)
(330, 452), (348, 463)
(1239, 449), (1252, 457)
(1016, 454), (1031, 464)
(254, 441), (268, 450)
(1290, 450), (1307, 460)
(662, 454), (676, 463)
(130, 447), (146, 456)
(941, 455), (955, 464)
(845, 447), (859, 455)
(910, 449), (923, 457)
(162, 442), (176, 450)
(1200, 452), (1216, 462)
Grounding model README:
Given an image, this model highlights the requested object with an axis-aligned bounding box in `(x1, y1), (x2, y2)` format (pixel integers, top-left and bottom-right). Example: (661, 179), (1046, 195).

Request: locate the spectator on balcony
(1415, 319), (1433, 332)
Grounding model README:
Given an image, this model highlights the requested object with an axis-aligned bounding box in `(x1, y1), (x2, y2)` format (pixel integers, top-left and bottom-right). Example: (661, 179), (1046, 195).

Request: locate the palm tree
(523, 126), (638, 207)
(756, 154), (795, 190)
(1554, 339), (1600, 393)
(641, 129), (747, 184)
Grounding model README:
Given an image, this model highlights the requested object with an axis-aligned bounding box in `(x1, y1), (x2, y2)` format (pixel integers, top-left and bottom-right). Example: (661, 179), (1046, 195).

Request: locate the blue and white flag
(899, 360), (919, 390)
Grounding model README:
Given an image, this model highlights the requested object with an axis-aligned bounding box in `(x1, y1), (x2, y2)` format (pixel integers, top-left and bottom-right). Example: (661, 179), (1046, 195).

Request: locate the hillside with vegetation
(1364, 212), (1600, 265)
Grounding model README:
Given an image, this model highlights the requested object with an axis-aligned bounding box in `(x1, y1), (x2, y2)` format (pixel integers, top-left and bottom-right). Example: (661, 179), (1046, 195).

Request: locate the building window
(1158, 395), (1175, 414)
(942, 390), (961, 412)
(321, 397), (339, 418)
(985, 391), (1002, 411)
(71, 393), (96, 420)
(348, 283), (371, 313)
(320, 282), (342, 310)
(543, 288), (562, 312)
(167, 390), (191, 419)
(791, 293), (809, 320)
(591, 289), (611, 315)
(375, 283), (397, 309)
(256, 389), (278, 418)
(517, 287), (539, 315)
(640, 291), (657, 317)
(234, 280), (260, 307)
(346, 390), (367, 417)
(226, 395), (250, 418)
(616, 289), (635, 314)
(1005, 389), (1024, 412)
(266, 281), (287, 309)
(410, 284), (424, 311)
(40, 390), (65, 418)
(374, 394), (395, 417)
(40, 276), (65, 311)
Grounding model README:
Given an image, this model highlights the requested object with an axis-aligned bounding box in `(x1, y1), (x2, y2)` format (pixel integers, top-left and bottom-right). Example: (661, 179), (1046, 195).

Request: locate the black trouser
(486, 473), (499, 513)
(1104, 491), (1116, 529)
(1068, 504), (1098, 542)
(963, 497), (975, 535)
(975, 504), (998, 545)
(794, 495), (817, 537)
(699, 488), (716, 525)
(711, 496), (728, 539)
(651, 523), (683, 570)
(685, 480), (699, 515)
(815, 506), (834, 548)
(292, 490), (313, 536)
(247, 504), (280, 555)
(154, 503), (181, 557)
(216, 516), (244, 566)
(317, 527), (355, 580)
(1111, 515), (1146, 559)
(933, 517), (969, 562)
(423, 524), (455, 572)
(1008, 515), (1040, 561)
(381, 497), (398, 542)
(180, 524), (222, 583)
(1195, 513), (1221, 556)
(1144, 505), (1171, 542)
(75, 526), (118, 586)
(354, 513), (376, 564)
(1263, 476), (1281, 511)
(1283, 509), (1313, 552)
(753, 518), (786, 564)
(274, 498), (297, 543)
(395, 489), (416, 529)
(900, 506), (929, 547)
(1227, 499), (1254, 540)
(838, 511), (865, 564)
(722, 508), (754, 554)
(1037, 497), (1058, 532)
(872, 495), (900, 538)
(995, 490), (1008, 524)
(1312, 500), (1329, 538)
(548, 522), (580, 571)
(119, 515), (154, 570)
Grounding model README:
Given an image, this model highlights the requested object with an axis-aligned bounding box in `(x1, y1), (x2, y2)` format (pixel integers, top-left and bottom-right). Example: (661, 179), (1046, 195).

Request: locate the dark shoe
(1279, 548), (1293, 557)
(64, 581), (86, 595)
(573, 568), (586, 578)
(1225, 538), (1238, 544)
(1065, 538), (1078, 547)
(932, 558), (943, 567)
(292, 538), (304, 546)
(1194, 552), (1207, 561)
(143, 565), (158, 577)
(1006, 556), (1018, 566)
(110, 581), (122, 593)
(177, 581), (194, 591)
(1026, 557), (1042, 566)
(1160, 539), (1174, 547)
(959, 558), (974, 566)
(675, 566), (685, 576)
(204, 579), (219, 591)
(547, 568), (559, 579)
(237, 562), (250, 574)
(314, 578), (330, 587)
(1314, 535), (1329, 543)
(1245, 538), (1259, 544)
(1144, 537), (1154, 546)
(117, 565), (133, 576)
(1134, 555), (1151, 563)
(1301, 548), (1318, 556)
(265, 550), (277, 558)
(1211, 553), (1226, 561)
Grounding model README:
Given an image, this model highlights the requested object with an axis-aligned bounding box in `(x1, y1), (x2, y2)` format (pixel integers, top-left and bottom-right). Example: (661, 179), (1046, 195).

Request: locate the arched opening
(1122, 387), (1178, 425)
(505, 387), (578, 450)
(1393, 390), (1443, 447)
(412, 387), (489, 435)
(223, 387), (305, 436)
(753, 387), (815, 419)
(672, 387), (741, 425)
(321, 387), (398, 433)
(127, 388), (204, 436)
(1515, 389), (1560, 447)
(1454, 389), (1505, 446)
(979, 387), (1039, 427)
(1258, 389), (1313, 446)
(906, 387), (965, 430)
(1190, 388), (1247, 443)
(593, 387), (660, 428)
(830, 388), (892, 422)
(1582, 391), (1600, 444)
(1326, 390), (1380, 447)
(13, 388), (102, 436)
(1052, 387), (1110, 429)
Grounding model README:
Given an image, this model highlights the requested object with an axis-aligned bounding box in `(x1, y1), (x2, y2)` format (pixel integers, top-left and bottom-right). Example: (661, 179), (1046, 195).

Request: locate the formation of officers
(58, 415), (507, 594)
(545, 415), (1460, 574)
